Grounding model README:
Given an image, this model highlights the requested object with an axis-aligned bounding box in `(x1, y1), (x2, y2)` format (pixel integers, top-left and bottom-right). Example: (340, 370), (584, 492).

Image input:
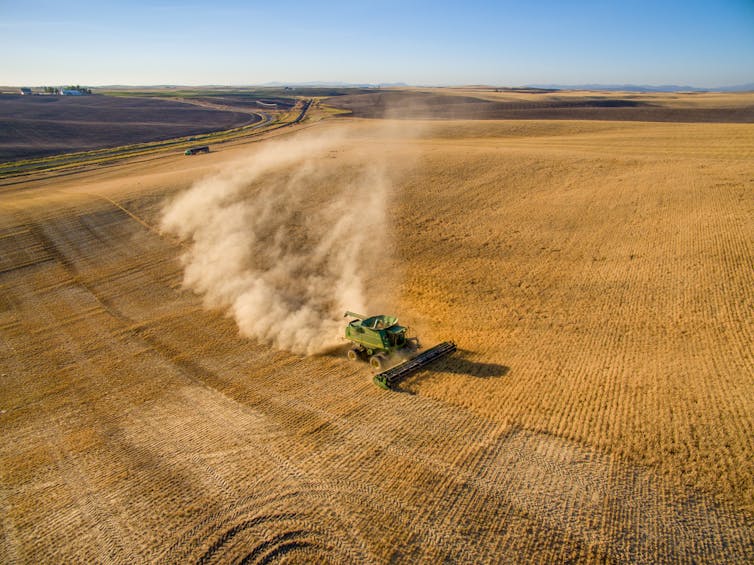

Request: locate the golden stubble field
(1, 99), (753, 562)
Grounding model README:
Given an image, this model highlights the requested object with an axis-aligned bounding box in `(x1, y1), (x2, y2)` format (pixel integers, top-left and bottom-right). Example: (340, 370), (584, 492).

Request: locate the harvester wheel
(347, 349), (359, 362)
(369, 354), (385, 370)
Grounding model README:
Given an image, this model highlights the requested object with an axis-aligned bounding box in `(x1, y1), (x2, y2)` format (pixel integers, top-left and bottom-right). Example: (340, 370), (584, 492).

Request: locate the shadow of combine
(322, 344), (509, 393)
(393, 349), (509, 393)
(423, 348), (509, 378)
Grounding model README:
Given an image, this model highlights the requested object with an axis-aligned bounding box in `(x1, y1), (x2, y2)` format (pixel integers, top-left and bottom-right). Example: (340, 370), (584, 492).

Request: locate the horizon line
(3, 81), (754, 92)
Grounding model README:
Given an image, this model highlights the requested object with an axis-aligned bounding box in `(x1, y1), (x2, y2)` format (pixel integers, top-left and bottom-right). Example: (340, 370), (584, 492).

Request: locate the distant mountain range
(259, 81), (754, 92)
(260, 81), (754, 92)
(75, 81), (754, 92)
(260, 81), (408, 88)
(524, 83), (754, 92)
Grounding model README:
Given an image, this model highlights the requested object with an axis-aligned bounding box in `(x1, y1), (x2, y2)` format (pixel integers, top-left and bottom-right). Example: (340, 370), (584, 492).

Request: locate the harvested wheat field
(1, 96), (753, 562)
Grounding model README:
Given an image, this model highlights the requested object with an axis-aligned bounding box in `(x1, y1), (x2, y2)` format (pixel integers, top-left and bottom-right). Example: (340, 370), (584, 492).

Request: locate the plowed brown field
(1, 109), (753, 562)
(0, 95), (259, 161)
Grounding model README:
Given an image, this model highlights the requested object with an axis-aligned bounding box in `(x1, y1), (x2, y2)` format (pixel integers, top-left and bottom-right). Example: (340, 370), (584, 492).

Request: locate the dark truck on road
(184, 145), (210, 155)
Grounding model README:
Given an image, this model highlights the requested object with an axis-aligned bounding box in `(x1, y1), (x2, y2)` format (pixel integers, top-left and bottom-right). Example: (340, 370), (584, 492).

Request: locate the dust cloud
(160, 131), (391, 355)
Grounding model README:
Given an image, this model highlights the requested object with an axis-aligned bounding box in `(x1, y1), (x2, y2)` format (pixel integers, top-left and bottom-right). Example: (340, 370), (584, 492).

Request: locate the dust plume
(160, 131), (391, 355)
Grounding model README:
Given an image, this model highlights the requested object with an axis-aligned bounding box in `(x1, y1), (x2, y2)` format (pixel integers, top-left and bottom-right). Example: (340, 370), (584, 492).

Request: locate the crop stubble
(1, 115), (753, 562)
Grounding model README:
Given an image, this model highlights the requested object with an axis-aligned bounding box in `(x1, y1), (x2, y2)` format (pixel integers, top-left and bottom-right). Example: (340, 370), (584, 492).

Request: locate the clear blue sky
(1, 0), (752, 87)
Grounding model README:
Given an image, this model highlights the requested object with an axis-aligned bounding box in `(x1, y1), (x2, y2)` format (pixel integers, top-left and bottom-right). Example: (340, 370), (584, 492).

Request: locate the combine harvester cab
(343, 311), (456, 390)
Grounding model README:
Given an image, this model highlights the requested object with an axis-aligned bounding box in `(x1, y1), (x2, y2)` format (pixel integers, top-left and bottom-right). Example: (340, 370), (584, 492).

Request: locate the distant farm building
(19, 88), (32, 96)
(59, 89), (83, 96)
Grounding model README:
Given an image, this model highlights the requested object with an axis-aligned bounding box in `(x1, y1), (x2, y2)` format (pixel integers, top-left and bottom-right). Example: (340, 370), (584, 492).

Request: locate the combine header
(344, 311), (456, 390)
(373, 341), (456, 390)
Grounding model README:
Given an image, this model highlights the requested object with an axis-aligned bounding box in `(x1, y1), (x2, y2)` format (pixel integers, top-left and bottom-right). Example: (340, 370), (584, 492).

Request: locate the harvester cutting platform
(344, 311), (456, 390)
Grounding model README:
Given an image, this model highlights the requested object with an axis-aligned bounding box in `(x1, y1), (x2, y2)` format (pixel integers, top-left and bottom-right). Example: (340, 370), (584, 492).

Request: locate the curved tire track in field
(3, 195), (380, 563)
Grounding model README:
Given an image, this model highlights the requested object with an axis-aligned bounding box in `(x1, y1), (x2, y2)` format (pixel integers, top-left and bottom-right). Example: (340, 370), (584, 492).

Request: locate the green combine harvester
(344, 311), (456, 390)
